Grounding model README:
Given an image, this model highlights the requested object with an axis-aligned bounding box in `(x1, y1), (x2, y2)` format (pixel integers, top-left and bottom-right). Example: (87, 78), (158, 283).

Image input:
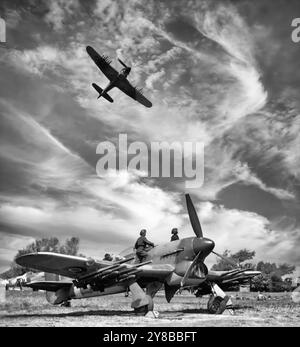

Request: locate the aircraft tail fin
(92, 83), (113, 103)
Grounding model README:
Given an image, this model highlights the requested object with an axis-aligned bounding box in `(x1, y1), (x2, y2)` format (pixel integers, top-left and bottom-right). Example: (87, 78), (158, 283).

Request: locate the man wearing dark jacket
(170, 228), (179, 241)
(134, 229), (154, 263)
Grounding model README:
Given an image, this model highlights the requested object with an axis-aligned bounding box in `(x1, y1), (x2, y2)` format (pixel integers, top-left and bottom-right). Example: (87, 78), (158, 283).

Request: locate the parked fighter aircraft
(5, 273), (28, 290)
(16, 194), (260, 316)
(86, 46), (152, 108)
(4, 272), (43, 290)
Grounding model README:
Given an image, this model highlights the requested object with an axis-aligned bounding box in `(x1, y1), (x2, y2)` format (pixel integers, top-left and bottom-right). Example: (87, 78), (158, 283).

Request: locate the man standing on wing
(134, 229), (154, 263)
(170, 228), (179, 241)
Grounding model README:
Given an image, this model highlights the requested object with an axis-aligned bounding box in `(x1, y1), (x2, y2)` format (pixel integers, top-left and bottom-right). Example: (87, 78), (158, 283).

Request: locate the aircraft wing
(16, 252), (116, 279)
(86, 46), (118, 81)
(16, 252), (173, 286)
(207, 269), (261, 285)
(117, 79), (152, 108)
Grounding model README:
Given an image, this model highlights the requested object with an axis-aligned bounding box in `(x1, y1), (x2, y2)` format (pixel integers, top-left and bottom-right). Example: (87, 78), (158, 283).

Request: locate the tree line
(1, 239), (297, 293)
(211, 248), (296, 292)
(0, 237), (81, 279)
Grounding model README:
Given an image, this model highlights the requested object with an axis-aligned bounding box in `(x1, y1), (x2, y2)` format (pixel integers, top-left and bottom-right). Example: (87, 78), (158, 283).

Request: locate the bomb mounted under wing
(16, 194), (260, 316)
(86, 46), (152, 108)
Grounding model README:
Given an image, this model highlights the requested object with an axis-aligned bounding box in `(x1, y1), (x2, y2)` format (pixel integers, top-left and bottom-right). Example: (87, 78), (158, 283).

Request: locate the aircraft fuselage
(101, 69), (130, 96)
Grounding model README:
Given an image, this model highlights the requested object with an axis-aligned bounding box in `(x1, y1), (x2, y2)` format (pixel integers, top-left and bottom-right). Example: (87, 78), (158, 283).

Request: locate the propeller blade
(212, 251), (239, 267)
(118, 58), (128, 68)
(185, 194), (203, 238)
(181, 251), (202, 287)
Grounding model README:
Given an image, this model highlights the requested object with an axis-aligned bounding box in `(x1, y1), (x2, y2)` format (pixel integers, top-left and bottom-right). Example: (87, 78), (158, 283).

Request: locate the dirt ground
(0, 290), (299, 327)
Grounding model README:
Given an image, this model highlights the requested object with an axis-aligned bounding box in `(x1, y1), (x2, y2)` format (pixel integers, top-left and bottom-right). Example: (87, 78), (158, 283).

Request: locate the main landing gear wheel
(130, 281), (160, 317)
(207, 295), (229, 314)
(134, 296), (154, 316)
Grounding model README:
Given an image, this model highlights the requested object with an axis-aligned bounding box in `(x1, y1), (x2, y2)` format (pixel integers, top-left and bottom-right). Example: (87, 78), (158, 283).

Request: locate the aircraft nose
(193, 237), (215, 257)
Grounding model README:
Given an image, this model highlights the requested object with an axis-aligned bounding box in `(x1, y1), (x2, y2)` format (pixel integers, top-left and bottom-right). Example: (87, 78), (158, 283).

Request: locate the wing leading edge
(16, 252), (105, 279)
(16, 252), (174, 287)
(86, 46), (118, 81)
(207, 269), (261, 284)
(117, 79), (152, 108)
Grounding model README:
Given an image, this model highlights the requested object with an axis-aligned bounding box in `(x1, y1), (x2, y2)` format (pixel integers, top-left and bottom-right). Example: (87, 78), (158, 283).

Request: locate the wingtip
(15, 253), (34, 266)
(86, 46), (94, 54)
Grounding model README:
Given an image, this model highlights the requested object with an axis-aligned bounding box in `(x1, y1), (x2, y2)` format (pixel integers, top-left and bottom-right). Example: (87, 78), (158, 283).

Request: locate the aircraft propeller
(118, 58), (130, 69)
(181, 194), (238, 286)
(180, 248), (204, 287)
(185, 194), (203, 238)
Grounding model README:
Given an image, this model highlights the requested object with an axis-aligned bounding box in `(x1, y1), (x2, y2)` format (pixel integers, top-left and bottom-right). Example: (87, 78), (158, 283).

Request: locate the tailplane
(92, 83), (113, 103)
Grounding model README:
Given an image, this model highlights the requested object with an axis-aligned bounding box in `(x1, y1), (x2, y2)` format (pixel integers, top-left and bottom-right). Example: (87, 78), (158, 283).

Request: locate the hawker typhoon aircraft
(86, 46), (152, 108)
(4, 272), (44, 290)
(16, 194), (260, 316)
(4, 273), (27, 290)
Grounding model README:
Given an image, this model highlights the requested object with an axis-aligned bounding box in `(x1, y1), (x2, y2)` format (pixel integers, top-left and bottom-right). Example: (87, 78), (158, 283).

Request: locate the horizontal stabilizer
(92, 83), (113, 103)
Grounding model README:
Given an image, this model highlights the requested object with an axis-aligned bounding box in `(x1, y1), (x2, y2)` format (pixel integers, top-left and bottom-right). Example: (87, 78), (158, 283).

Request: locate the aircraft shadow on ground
(3, 304), (254, 319)
(162, 305), (254, 315)
(3, 309), (134, 319)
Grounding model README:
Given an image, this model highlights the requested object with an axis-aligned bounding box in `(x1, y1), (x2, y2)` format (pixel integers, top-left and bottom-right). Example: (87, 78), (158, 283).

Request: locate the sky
(0, 0), (300, 272)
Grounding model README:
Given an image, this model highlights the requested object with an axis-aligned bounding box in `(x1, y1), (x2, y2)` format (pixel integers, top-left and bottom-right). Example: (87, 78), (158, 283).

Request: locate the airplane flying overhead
(86, 46), (152, 108)
(16, 194), (260, 316)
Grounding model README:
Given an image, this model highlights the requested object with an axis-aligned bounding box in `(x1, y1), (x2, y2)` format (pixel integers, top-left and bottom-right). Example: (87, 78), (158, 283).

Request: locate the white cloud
(0, 233), (35, 272)
(3, 0), (294, 204)
(0, 99), (91, 190)
(145, 70), (166, 89)
(1, 0), (299, 270)
(0, 169), (183, 258)
(193, 202), (299, 267)
(232, 161), (294, 200)
(44, 0), (80, 31)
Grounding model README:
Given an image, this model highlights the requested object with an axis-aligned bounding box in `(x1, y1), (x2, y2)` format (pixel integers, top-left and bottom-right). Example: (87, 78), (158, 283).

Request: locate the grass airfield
(0, 290), (299, 327)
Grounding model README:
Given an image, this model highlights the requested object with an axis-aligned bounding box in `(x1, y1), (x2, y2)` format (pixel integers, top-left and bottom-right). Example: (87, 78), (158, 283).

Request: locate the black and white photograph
(0, 0), (300, 331)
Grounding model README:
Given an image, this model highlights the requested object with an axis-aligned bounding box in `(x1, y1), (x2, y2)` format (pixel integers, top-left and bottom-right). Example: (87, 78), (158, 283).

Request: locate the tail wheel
(61, 301), (71, 307)
(207, 295), (224, 314)
(134, 295), (153, 316)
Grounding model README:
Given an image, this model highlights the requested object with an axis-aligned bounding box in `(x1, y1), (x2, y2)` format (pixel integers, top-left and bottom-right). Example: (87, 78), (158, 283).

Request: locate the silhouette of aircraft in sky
(86, 46), (152, 108)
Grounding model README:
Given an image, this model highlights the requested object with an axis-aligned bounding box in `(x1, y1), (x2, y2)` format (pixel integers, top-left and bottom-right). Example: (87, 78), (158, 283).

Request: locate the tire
(134, 305), (149, 316)
(61, 301), (71, 307)
(207, 295), (223, 314)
